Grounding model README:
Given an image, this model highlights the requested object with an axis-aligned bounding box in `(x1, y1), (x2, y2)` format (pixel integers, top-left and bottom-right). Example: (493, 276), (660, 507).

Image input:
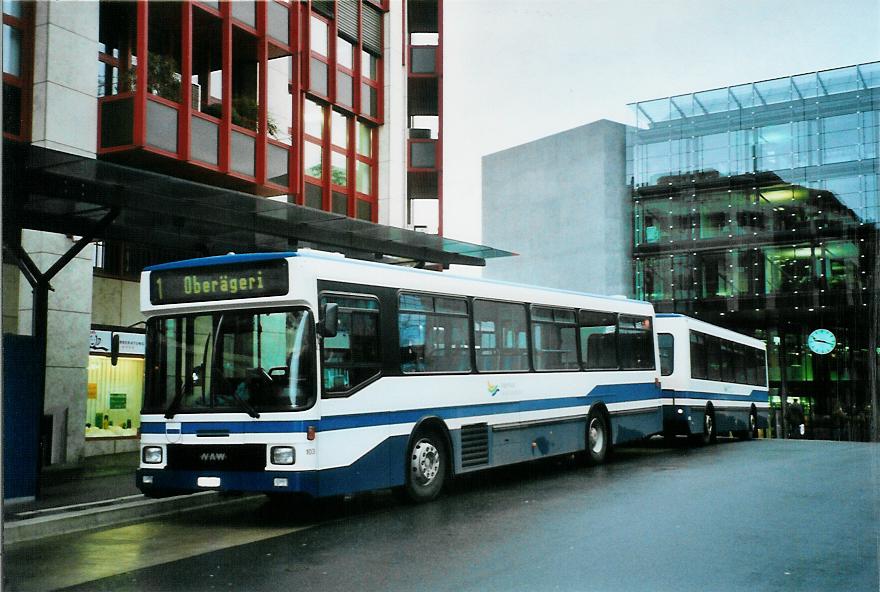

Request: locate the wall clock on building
(807, 329), (836, 355)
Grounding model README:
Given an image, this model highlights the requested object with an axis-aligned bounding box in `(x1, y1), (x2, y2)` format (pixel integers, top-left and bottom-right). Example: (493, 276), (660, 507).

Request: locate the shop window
(331, 191), (347, 214)
(86, 329), (145, 439)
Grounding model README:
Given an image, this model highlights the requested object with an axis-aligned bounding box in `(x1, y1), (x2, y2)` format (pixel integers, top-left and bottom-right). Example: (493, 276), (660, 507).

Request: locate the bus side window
(618, 315), (655, 370)
(399, 293), (471, 374)
(320, 294), (381, 395)
(473, 300), (528, 372)
(690, 331), (707, 380)
(658, 333), (674, 376)
(579, 310), (617, 370)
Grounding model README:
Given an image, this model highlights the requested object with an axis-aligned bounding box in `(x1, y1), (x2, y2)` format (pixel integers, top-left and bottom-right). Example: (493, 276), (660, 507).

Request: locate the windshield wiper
(230, 387), (260, 419)
(164, 390), (184, 419)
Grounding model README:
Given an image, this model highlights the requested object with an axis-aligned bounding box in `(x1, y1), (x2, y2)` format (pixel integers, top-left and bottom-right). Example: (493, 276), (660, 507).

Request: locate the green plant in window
(119, 54), (182, 102)
(330, 166), (347, 186)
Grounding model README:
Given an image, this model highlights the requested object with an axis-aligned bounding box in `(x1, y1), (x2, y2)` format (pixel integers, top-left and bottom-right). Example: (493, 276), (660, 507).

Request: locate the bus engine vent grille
(460, 423), (489, 468)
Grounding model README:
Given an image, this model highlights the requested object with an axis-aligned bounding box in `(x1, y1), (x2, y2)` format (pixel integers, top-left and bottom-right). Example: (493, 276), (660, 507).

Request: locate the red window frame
(307, 11), (331, 101)
(2, 2), (33, 141)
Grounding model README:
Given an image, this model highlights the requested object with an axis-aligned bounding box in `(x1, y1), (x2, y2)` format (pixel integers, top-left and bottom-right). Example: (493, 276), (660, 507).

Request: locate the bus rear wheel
(403, 431), (447, 503)
(743, 407), (758, 440)
(692, 407), (716, 446)
(585, 409), (610, 465)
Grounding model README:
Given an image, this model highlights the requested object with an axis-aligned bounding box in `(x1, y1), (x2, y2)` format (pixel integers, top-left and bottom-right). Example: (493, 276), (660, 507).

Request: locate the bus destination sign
(149, 259), (289, 305)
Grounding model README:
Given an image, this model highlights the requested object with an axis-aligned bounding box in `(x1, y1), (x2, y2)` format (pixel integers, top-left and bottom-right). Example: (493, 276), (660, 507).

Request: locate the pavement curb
(3, 492), (260, 545)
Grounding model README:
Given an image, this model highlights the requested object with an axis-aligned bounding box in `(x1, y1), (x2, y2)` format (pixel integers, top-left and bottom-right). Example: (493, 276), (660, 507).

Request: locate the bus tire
(745, 406), (758, 440)
(403, 430), (447, 503)
(692, 406), (716, 446)
(585, 408), (610, 465)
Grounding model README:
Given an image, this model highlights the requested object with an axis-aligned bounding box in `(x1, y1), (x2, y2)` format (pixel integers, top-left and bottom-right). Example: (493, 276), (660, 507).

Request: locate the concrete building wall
(481, 119), (630, 297)
(31, 1), (99, 157)
(91, 277), (144, 328)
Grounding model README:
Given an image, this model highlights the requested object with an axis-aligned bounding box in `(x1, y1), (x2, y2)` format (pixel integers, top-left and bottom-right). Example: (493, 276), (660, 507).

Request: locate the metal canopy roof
(3, 143), (514, 267)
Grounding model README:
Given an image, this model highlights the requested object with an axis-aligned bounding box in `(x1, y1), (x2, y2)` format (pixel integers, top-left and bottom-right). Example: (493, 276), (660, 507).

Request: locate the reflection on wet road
(4, 440), (878, 592)
(4, 498), (308, 590)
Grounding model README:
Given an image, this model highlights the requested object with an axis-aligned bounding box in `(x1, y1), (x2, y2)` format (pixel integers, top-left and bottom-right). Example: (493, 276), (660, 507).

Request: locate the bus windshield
(144, 308), (316, 415)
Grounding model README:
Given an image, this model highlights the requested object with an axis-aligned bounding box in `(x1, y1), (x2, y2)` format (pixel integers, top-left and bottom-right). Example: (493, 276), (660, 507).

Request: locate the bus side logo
(487, 382), (500, 397)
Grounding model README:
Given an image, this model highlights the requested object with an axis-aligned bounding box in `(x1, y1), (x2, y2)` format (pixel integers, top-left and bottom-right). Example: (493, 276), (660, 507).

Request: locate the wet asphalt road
(6, 439), (879, 592)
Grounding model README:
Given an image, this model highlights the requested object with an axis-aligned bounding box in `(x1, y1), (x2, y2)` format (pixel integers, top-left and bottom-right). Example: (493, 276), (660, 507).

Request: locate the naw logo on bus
(487, 382), (501, 397)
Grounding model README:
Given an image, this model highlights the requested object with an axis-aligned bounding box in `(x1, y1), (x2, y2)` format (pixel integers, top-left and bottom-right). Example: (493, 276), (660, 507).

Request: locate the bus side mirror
(111, 333), (120, 366)
(319, 303), (339, 338)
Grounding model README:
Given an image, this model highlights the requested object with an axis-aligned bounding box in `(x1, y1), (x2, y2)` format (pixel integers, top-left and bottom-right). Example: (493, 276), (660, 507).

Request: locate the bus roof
(143, 250), (652, 307)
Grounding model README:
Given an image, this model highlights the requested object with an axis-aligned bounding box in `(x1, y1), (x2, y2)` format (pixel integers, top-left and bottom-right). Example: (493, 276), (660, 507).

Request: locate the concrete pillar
(18, 231), (95, 464)
(379, 1), (407, 229)
(2, 264), (21, 333)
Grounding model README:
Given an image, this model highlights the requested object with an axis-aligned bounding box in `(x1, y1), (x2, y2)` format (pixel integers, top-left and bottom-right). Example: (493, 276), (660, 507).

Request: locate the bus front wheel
(403, 431), (447, 503)
(585, 409), (610, 465)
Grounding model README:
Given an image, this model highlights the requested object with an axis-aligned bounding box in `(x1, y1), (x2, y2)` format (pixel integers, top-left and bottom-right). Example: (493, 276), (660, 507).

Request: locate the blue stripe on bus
(144, 252), (297, 271)
(141, 382), (660, 435)
(669, 389), (769, 403)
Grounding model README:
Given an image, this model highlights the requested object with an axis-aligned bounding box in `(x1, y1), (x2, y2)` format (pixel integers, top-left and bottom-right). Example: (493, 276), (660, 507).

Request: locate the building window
(231, 27), (258, 132)
(191, 7), (223, 116)
(309, 14), (329, 97)
(147, 2), (183, 103)
(3, 0), (30, 139)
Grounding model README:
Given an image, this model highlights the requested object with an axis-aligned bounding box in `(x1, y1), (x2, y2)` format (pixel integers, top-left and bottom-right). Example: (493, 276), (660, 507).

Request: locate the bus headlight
(271, 446), (295, 465)
(143, 446), (163, 464)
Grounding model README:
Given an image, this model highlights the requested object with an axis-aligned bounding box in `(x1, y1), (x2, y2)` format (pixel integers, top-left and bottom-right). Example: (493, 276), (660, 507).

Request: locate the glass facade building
(628, 63), (880, 441)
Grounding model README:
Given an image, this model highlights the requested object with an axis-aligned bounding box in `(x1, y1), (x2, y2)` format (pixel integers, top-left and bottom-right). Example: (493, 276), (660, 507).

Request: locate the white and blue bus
(654, 314), (769, 444)
(136, 250), (663, 502)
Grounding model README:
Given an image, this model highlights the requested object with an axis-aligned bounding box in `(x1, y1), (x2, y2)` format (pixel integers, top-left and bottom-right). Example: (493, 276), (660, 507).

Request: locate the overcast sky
(441, 0), (880, 246)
